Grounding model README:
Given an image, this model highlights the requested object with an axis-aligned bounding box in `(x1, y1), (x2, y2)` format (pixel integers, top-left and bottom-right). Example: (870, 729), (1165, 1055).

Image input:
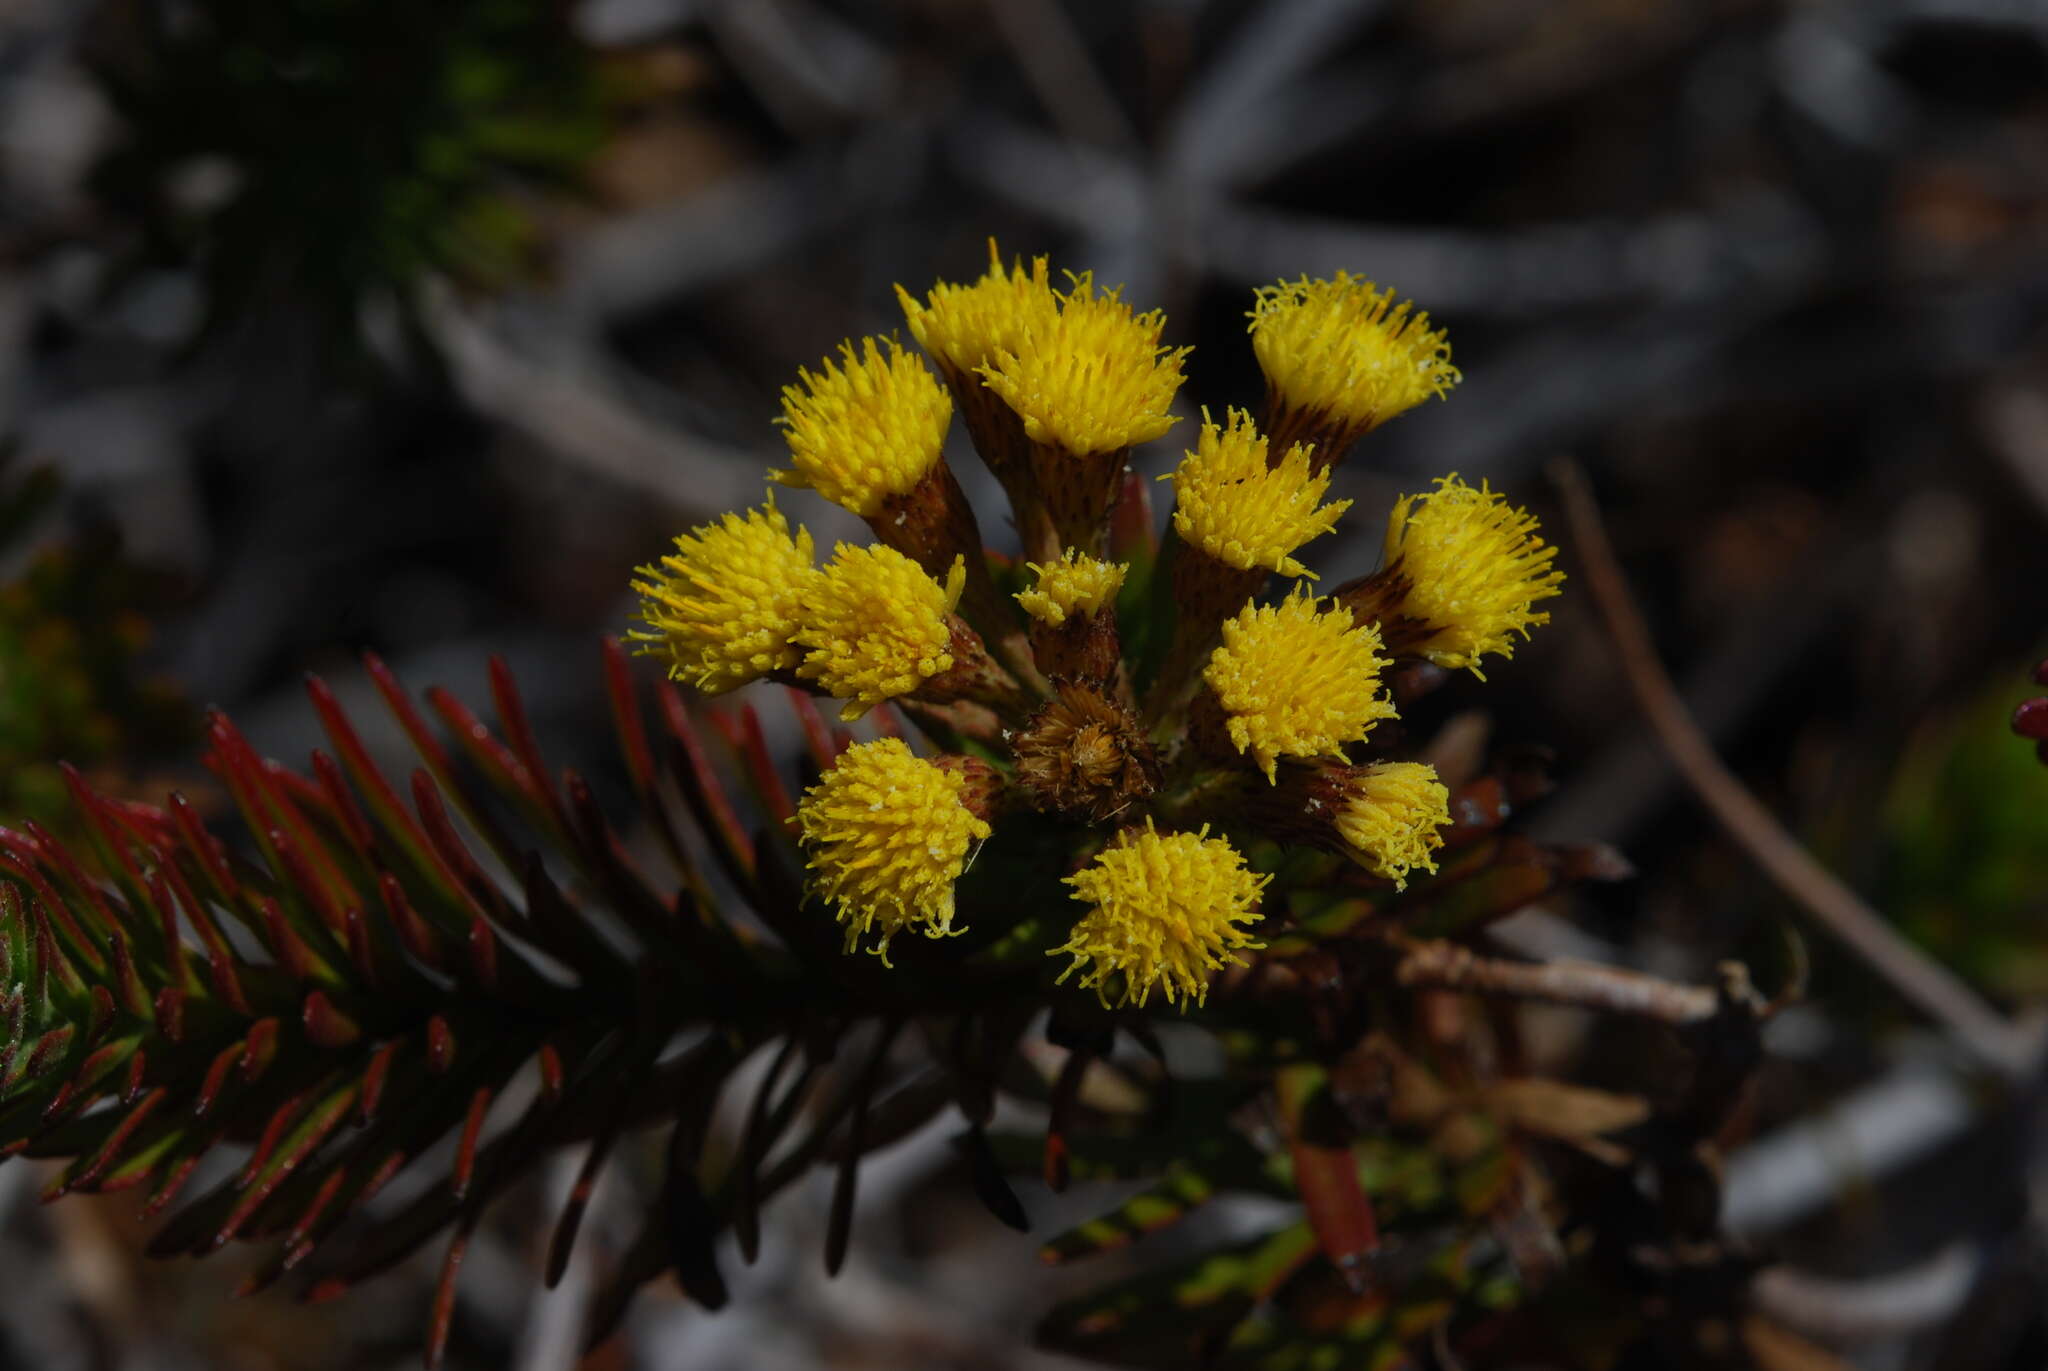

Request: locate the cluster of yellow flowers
(633, 243), (1563, 1008)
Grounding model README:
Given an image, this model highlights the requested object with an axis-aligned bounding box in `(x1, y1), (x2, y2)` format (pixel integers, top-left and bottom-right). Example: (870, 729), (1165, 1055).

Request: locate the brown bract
(931, 753), (1007, 822)
(1027, 593), (1123, 683)
(873, 463), (1011, 639)
(916, 614), (1035, 722)
(1331, 564), (1433, 660)
(1013, 682), (1161, 823)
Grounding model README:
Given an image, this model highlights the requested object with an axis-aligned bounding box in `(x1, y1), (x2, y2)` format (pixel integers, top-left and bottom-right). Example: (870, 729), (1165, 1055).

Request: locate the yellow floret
(1015, 549), (1128, 627)
(1332, 762), (1451, 888)
(1165, 408), (1351, 578)
(896, 240), (1058, 376)
(773, 337), (953, 517)
(1053, 821), (1267, 1008)
(794, 545), (966, 720)
(978, 272), (1189, 457)
(1249, 273), (1459, 433)
(1383, 474), (1565, 676)
(1204, 587), (1396, 782)
(629, 496), (815, 694)
(796, 738), (992, 960)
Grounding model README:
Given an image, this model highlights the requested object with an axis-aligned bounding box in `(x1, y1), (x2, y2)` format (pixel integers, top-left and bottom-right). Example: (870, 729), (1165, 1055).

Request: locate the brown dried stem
(1551, 459), (2028, 1077)
(1394, 937), (1728, 1024)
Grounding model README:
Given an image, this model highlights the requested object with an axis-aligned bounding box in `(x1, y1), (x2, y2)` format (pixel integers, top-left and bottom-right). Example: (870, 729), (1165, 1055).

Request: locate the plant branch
(1394, 937), (1727, 1024)
(1550, 459), (2029, 1077)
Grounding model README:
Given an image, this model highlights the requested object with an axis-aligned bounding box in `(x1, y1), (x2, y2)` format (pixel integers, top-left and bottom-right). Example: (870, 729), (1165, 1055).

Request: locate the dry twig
(986, 0), (1138, 153)
(1395, 938), (1732, 1025)
(1551, 459), (2029, 1077)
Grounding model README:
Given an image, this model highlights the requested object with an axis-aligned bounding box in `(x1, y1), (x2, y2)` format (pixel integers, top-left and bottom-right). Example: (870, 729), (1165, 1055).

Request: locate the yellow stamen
(978, 272), (1189, 457)
(796, 738), (991, 960)
(1053, 821), (1267, 1008)
(1383, 474), (1564, 676)
(629, 496), (815, 694)
(794, 544), (966, 720)
(773, 337), (953, 518)
(1204, 587), (1396, 781)
(1165, 407), (1350, 578)
(1249, 273), (1459, 436)
(1332, 762), (1451, 888)
(895, 239), (1058, 378)
(1016, 549), (1128, 628)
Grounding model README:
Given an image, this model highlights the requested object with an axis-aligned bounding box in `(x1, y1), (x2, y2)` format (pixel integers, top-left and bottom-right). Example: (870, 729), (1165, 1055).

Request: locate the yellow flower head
(1016, 549), (1128, 628)
(1054, 821), (1267, 1008)
(773, 337), (953, 517)
(796, 738), (991, 960)
(1383, 474), (1565, 675)
(1204, 587), (1396, 782)
(1332, 762), (1451, 888)
(1165, 408), (1351, 578)
(895, 240), (1057, 378)
(794, 544), (966, 719)
(1249, 273), (1459, 435)
(978, 273), (1190, 457)
(629, 496), (815, 693)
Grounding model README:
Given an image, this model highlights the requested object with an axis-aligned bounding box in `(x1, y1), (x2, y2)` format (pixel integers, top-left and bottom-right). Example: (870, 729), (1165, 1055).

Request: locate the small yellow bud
(773, 337), (953, 518)
(794, 544), (966, 720)
(1249, 273), (1458, 443)
(629, 496), (815, 694)
(1382, 475), (1565, 675)
(1165, 408), (1350, 578)
(1332, 762), (1451, 888)
(978, 273), (1189, 457)
(1053, 821), (1267, 1008)
(796, 738), (991, 960)
(1015, 549), (1128, 628)
(1204, 587), (1396, 782)
(895, 240), (1057, 378)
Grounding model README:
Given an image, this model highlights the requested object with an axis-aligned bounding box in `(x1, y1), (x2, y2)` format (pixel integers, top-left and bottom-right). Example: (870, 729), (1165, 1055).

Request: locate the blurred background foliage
(0, 0), (2045, 1368)
(0, 451), (185, 828)
(1882, 676), (2048, 999)
(85, 0), (610, 349)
